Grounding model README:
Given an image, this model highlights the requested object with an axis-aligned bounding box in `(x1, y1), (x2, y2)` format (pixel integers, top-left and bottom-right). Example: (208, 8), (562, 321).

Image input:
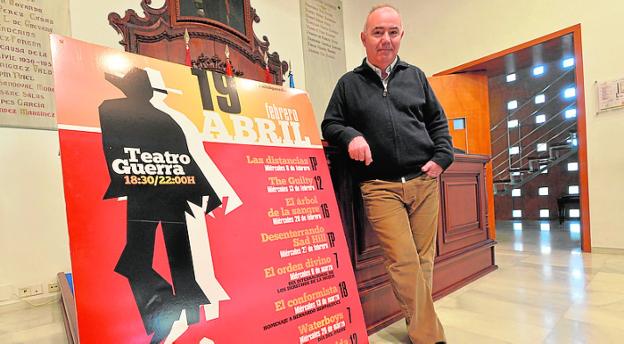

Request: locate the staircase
(490, 68), (578, 196)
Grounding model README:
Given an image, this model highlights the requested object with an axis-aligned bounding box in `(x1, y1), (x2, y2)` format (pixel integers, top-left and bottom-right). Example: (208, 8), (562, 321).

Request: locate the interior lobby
(1, 0), (623, 343)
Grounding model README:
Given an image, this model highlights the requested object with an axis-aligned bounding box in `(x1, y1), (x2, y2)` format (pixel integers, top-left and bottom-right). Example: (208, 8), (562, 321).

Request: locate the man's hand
(348, 136), (373, 165)
(421, 160), (443, 178)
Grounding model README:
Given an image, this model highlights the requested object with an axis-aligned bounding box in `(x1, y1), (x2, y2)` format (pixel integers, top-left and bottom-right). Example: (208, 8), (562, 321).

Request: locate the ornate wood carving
(192, 52), (244, 76)
(109, 0), (288, 85)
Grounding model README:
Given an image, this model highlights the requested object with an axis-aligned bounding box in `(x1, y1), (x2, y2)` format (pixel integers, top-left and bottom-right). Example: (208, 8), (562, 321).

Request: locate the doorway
(434, 24), (590, 252)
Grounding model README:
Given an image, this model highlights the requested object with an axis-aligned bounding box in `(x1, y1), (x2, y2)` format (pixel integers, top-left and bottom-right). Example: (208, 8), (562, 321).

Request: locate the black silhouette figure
(99, 68), (222, 343)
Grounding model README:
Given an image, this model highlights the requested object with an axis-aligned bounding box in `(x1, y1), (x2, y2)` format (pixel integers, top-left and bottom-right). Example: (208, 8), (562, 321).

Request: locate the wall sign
(0, 0), (70, 130)
(597, 77), (624, 113)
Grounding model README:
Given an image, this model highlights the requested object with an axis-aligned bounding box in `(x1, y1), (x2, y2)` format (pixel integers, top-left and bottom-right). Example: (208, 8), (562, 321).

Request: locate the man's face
(361, 7), (404, 69)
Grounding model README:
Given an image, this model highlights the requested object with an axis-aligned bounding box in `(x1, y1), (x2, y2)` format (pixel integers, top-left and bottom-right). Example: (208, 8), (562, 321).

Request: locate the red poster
(51, 35), (368, 344)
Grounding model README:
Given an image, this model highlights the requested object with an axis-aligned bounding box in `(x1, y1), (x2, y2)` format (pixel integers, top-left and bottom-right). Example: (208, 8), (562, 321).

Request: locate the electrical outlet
(30, 284), (43, 296)
(18, 287), (31, 298)
(47, 282), (60, 293)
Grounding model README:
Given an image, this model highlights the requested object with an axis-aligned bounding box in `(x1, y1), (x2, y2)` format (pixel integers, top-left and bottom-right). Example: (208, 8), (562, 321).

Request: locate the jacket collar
(354, 56), (409, 75)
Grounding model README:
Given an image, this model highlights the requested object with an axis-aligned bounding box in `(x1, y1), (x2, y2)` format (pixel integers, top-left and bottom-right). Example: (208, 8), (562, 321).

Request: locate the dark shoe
(176, 285), (210, 325)
(148, 304), (181, 344)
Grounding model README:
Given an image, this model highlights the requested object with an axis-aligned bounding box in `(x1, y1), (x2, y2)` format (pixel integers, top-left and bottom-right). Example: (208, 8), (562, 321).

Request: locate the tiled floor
(0, 299), (66, 344)
(2, 220), (624, 343)
(370, 220), (624, 344)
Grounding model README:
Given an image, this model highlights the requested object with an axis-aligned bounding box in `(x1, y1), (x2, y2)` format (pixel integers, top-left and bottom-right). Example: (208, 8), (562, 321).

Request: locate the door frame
(434, 24), (591, 252)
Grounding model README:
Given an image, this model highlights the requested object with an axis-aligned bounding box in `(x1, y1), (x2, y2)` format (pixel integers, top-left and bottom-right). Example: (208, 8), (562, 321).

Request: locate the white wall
(0, 128), (70, 293)
(69, 0), (165, 48)
(342, 0), (366, 70)
(343, 0), (624, 249)
(252, 0), (306, 91)
(0, 0), (306, 298)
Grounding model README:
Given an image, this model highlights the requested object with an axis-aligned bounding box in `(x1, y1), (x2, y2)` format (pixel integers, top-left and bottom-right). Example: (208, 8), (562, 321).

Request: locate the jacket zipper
(382, 76), (400, 169)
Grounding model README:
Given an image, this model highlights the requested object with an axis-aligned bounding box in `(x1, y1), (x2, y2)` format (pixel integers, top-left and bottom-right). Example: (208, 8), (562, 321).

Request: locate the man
(322, 4), (453, 344)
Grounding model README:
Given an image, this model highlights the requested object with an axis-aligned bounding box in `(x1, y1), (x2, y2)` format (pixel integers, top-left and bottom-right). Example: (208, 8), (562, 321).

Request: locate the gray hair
(363, 4), (402, 31)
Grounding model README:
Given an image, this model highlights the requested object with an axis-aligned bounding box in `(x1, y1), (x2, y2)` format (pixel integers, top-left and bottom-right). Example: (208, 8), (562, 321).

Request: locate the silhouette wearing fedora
(99, 67), (222, 343)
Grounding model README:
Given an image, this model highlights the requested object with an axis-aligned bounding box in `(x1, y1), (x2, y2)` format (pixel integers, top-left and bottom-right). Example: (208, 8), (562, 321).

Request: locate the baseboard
(0, 293), (60, 314)
(592, 247), (624, 255)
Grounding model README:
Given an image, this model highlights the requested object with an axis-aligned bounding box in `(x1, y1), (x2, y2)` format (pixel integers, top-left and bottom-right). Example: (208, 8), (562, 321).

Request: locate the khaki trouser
(360, 175), (446, 344)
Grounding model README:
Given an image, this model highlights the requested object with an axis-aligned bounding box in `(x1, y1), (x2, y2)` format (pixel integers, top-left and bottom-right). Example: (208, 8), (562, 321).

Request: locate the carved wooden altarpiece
(109, 0), (288, 84)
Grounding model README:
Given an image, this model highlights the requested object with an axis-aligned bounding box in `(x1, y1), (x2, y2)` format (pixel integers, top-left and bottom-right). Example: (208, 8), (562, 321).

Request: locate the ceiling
(453, 33), (574, 78)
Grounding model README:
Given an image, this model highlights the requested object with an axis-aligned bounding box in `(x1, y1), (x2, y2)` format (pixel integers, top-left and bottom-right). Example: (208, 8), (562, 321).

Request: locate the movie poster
(51, 35), (368, 344)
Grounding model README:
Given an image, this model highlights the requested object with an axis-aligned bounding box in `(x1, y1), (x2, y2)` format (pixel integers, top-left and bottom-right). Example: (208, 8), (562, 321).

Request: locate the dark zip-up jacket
(322, 57), (454, 182)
